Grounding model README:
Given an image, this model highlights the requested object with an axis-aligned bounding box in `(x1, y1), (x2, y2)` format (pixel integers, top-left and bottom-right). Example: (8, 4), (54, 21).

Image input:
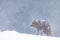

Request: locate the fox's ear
(33, 20), (36, 21)
(32, 20), (34, 21)
(32, 20), (35, 22)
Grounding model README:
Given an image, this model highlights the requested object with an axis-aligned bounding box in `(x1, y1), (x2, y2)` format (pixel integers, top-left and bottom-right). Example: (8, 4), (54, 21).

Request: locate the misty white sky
(0, 0), (60, 37)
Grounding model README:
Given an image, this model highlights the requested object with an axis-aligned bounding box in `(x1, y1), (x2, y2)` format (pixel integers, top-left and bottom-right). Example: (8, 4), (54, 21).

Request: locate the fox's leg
(46, 27), (52, 36)
(37, 29), (39, 35)
(40, 30), (43, 35)
(37, 29), (43, 35)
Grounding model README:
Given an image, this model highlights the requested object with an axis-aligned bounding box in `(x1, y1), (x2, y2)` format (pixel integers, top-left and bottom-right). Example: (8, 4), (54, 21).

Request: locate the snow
(0, 30), (60, 40)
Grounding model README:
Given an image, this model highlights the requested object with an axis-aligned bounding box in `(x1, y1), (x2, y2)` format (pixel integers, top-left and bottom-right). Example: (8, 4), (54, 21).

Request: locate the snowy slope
(0, 31), (60, 40)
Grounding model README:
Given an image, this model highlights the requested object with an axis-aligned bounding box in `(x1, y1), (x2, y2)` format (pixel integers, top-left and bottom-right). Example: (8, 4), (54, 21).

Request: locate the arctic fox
(31, 20), (52, 36)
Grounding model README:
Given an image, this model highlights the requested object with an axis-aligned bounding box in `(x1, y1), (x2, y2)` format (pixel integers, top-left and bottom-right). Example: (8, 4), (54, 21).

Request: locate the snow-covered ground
(0, 30), (60, 40)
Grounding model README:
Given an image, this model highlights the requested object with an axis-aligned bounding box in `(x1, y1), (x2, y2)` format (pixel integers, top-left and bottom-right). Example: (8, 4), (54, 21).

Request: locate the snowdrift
(0, 30), (60, 40)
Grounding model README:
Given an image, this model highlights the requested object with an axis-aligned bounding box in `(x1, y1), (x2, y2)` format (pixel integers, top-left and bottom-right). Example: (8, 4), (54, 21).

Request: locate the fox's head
(31, 20), (38, 27)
